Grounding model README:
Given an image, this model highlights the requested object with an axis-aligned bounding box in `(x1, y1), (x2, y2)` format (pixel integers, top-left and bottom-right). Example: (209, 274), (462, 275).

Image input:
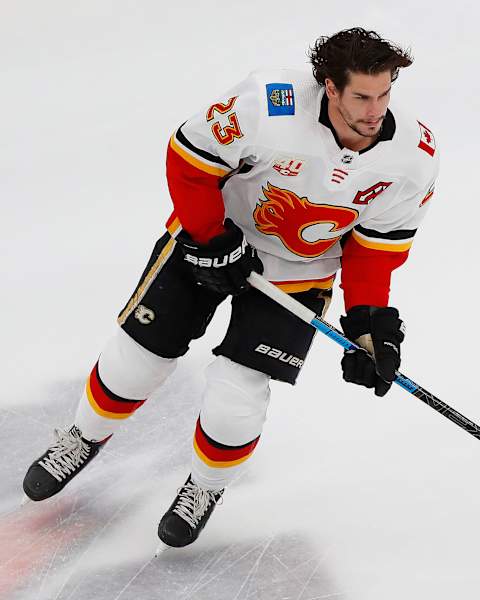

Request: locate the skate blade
(21, 494), (32, 507)
(154, 541), (170, 557)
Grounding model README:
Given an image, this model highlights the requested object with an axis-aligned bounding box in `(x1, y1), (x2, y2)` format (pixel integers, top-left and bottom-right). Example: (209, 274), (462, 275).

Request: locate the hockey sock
(191, 357), (271, 490)
(74, 328), (176, 441)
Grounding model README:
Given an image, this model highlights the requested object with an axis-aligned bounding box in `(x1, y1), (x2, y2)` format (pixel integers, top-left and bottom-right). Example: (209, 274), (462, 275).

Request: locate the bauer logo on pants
(255, 344), (304, 368)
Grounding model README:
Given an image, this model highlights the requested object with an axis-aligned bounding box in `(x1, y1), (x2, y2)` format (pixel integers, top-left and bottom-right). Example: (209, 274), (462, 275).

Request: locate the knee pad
(200, 356), (271, 446)
(98, 328), (177, 399)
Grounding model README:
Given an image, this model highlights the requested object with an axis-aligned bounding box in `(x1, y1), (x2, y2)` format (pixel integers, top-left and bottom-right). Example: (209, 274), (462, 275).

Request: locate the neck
(327, 102), (379, 152)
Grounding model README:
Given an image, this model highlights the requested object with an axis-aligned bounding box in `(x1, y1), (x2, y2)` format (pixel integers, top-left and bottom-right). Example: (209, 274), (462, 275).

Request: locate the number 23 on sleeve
(206, 97), (244, 146)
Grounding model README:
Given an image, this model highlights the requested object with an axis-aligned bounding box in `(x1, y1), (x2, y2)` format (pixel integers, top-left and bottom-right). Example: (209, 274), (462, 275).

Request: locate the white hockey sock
(75, 328), (176, 441)
(191, 356), (271, 491)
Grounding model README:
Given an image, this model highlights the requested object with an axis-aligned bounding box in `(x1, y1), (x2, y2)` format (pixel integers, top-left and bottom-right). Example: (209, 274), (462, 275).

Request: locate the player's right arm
(165, 75), (264, 294)
(165, 75), (261, 244)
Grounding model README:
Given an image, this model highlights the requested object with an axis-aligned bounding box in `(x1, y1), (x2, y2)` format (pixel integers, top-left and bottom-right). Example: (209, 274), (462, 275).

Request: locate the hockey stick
(247, 271), (480, 441)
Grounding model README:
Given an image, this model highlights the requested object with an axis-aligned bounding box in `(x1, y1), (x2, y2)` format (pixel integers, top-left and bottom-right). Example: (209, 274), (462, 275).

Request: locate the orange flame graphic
(253, 182), (358, 258)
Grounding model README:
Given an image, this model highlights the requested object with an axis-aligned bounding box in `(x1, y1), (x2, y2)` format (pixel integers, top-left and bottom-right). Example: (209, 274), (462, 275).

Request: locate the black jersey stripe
(175, 123), (232, 169)
(219, 161), (254, 189)
(354, 225), (417, 241)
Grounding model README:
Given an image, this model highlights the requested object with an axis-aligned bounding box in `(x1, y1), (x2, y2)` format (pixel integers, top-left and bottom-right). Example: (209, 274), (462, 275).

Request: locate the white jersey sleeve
(170, 73), (263, 177)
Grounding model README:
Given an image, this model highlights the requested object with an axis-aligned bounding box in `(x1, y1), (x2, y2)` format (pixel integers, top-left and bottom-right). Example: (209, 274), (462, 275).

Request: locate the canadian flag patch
(417, 121), (436, 157)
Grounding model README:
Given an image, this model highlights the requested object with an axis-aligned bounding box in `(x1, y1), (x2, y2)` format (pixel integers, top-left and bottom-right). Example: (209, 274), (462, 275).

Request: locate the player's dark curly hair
(309, 28), (413, 91)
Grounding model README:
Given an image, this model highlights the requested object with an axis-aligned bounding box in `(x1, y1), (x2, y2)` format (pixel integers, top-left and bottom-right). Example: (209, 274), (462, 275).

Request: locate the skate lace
(38, 428), (91, 483)
(173, 481), (222, 529)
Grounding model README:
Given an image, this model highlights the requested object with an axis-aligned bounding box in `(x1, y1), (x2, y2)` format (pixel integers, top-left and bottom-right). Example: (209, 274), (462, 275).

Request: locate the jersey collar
(318, 92), (396, 154)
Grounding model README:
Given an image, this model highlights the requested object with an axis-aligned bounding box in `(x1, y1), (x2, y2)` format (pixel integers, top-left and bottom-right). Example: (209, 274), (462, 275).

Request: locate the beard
(340, 107), (385, 138)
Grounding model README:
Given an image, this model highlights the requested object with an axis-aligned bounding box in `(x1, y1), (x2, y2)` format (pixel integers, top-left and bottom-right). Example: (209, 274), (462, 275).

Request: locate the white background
(1, 2), (479, 599)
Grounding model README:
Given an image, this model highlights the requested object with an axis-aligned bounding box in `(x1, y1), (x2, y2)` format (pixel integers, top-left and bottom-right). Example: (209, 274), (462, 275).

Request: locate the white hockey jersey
(165, 68), (439, 307)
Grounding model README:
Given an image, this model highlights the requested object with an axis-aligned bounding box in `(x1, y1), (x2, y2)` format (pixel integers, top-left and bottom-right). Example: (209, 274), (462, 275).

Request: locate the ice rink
(2, 1), (480, 598)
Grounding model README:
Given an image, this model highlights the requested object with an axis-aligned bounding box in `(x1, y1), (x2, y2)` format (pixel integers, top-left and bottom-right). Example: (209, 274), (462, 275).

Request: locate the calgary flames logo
(253, 182), (358, 258)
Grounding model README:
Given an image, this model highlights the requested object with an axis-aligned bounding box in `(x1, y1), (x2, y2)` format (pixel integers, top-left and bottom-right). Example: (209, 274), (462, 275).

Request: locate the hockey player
(23, 28), (438, 549)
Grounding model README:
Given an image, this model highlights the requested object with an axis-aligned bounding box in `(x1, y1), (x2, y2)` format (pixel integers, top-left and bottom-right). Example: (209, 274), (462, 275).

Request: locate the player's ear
(324, 78), (337, 100)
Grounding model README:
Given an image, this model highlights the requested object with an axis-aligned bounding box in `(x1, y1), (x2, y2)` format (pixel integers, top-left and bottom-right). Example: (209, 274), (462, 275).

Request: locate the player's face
(332, 71), (392, 138)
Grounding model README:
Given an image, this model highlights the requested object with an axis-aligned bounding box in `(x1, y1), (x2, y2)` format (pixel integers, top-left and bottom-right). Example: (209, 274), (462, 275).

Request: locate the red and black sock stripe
(193, 417), (260, 468)
(85, 362), (146, 420)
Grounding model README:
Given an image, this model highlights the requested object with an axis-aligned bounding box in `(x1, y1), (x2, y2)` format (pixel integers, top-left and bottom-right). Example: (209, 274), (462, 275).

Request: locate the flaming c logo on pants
(253, 182), (359, 258)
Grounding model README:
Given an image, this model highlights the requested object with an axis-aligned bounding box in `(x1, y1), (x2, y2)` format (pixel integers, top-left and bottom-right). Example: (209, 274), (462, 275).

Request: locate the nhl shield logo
(341, 153), (354, 165)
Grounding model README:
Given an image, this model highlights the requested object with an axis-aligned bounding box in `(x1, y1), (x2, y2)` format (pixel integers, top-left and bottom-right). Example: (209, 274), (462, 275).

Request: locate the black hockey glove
(339, 306), (405, 397)
(176, 218), (264, 295)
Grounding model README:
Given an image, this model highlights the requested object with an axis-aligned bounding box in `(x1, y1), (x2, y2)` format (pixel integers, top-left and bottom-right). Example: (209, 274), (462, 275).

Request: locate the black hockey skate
(157, 475), (224, 548)
(23, 425), (108, 501)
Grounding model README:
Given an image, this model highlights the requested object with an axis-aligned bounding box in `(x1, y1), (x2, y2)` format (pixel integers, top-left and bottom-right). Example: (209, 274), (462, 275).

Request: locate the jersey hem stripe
(272, 276), (335, 293)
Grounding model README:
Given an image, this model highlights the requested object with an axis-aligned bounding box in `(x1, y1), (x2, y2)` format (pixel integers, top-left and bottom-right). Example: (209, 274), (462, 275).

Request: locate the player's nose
(366, 100), (381, 117)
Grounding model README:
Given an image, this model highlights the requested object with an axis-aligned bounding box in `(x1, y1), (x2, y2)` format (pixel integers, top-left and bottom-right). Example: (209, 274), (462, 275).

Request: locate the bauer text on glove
(176, 218), (263, 295)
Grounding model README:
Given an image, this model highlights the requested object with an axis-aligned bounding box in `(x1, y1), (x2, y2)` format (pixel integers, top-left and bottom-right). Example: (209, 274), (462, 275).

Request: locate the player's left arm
(341, 171), (438, 309)
(340, 154), (439, 396)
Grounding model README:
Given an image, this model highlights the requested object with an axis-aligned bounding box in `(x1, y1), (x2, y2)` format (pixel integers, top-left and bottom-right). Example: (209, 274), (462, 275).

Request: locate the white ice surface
(1, 2), (480, 599)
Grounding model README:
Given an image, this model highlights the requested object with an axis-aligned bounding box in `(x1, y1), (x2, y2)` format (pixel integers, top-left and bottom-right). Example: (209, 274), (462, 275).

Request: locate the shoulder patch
(417, 121), (436, 157)
(266, 83), (295, 116)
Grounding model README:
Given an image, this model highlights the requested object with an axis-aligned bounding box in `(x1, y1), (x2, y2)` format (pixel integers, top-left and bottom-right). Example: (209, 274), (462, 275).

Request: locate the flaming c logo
(253, 182), (359, 258)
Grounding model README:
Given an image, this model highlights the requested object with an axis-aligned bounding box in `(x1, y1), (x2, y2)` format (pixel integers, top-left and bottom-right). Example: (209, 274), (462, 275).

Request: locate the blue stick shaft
(248, 272), (480, 440)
